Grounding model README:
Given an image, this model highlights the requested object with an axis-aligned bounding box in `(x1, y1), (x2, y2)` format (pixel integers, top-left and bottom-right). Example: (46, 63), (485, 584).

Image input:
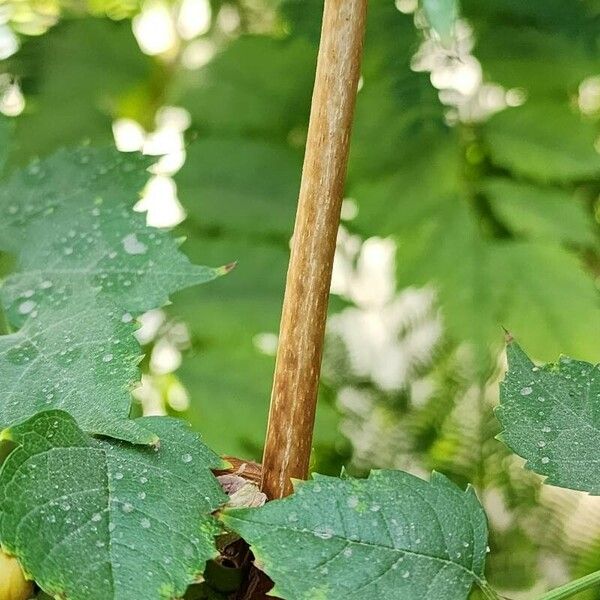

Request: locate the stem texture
(261, 0), (368, 499)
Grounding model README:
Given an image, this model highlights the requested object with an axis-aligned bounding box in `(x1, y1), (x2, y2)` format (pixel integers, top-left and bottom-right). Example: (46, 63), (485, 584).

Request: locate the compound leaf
(0, 410), (227, 600)
(223, 471), (490, 600)
(497, 341), (600, 494)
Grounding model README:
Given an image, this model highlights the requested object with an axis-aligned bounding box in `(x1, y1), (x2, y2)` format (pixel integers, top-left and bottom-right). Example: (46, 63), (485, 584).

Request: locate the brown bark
(261, 0), (368, 499)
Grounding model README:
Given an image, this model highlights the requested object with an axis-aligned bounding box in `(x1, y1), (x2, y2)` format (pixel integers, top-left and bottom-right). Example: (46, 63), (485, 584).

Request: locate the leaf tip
(219, 261), (238, 275)
(502, 328), (514, 345)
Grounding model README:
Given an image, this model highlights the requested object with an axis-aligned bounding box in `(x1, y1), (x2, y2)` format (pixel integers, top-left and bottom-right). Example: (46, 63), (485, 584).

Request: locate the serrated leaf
(497, 342), (600, 494)
(222, 471), (489, 600)
(485, 103), (600, 182)
(0, 146), (222, 442)
(0, 410), (227, 600)
(0, 288), (156, 444)
(483, 178), (595, 245)
(0, 147), (221, 328)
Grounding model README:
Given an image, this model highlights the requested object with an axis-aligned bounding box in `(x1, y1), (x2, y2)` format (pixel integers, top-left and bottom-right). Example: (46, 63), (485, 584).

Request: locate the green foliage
(1, 1), (600, 598)
(223, 471), (489, 600)
(4, 18), (153, 164)
(0, 410), (226, 600)
(0, 147), (219, 326)
(482, 179), (594, 245)
(498, 342), (600, 495)
(0, 146), (221, 441)
(0, 289), (157, 443)
(484, 103), (600, 182)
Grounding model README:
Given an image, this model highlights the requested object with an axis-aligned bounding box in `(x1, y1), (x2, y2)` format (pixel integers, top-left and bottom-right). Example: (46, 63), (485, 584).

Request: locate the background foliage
(1, 0), (599, 597)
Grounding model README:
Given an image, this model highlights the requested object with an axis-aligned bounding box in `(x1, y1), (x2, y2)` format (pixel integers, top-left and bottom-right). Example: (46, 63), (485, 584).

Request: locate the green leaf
(173, 36), (315, 137)
(472, 26), (600, 98)
(484, 103), (600, 182)
(422, 0), (459, 48)
(0, 116), (11, 173)
(0, 410), (227, 600)
(483, 178), (595, 245)
(0, 146), (222, 441)
(0, 289), (156, 444)
(499, 243), (600, 363)
(176, 137), (301, 237)
(0, 147), (221, 328)
(222, 471), (489, 600)
(497, 341), (600, 494)
(6, 18), (153, 163)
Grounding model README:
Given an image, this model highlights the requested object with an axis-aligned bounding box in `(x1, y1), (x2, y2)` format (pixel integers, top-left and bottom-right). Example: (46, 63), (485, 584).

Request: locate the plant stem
(260, 0), (368, 499)
(534, 569), (600, 600)
(478, 581), (503, 600)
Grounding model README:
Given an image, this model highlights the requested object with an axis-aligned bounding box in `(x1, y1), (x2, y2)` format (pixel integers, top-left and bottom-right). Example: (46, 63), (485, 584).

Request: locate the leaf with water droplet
(497, 340), (600, 494)
(0, 410), (228, 600)
(222, 471), (490, 600)
(0, 288), (155, 444)
(0, 147), (223, 328)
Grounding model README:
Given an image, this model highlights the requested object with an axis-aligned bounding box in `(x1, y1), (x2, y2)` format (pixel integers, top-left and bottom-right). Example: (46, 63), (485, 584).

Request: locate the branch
(261, 0), (368, 499)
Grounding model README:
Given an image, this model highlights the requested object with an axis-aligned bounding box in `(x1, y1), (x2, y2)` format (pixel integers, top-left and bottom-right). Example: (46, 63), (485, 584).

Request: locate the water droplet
(114, 472), (124, 480)
(347, 496), (359, 509)
(181, 453), (193, 464)
(18, 300), (36, 315)
(140, 518), (151, 529)
(541, 456), (550, 464)
(314, 526), (334, 540)
(122, 233), (148, 255)
(122, 503), (134, 513)
(520, 386), (533, 396)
